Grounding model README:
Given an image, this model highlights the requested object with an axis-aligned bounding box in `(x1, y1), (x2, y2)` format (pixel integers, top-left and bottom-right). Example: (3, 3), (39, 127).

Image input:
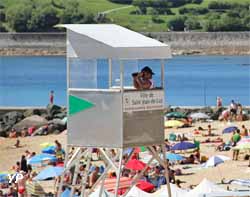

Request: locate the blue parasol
(222, 126), (238, 134)
(171, 141), (196, 151)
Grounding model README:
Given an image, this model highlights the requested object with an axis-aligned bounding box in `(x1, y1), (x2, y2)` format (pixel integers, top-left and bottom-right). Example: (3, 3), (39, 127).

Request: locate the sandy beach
(1, 120), (250, 191)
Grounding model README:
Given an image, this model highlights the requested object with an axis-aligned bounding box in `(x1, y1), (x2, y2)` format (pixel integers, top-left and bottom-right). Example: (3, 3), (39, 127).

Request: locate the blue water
(0, 55), (249, 106)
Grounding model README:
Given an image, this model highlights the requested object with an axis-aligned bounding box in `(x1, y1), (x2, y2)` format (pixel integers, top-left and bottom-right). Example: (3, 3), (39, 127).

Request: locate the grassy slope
(87, 0), (250, 32)
(2, 0), (250, 32)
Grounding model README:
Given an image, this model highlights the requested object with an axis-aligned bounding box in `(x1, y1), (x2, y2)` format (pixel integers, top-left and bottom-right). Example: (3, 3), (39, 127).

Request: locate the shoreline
(0, 48), (249, 56)
(0, 32), (249, 56)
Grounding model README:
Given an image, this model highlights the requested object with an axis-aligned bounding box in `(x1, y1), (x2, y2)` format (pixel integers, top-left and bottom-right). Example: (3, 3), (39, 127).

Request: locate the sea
(0, 55), (249, 107)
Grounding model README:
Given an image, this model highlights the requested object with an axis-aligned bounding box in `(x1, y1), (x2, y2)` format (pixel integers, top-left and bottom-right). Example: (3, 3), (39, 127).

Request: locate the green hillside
(0, 0), (249, 32)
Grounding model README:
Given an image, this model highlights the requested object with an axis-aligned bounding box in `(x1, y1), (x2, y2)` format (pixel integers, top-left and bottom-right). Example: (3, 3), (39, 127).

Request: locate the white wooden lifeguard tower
(58, 24), (172, 197)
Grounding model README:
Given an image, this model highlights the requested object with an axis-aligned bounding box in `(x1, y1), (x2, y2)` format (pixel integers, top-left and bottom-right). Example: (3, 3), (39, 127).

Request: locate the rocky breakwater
(0, 104), (67, 137)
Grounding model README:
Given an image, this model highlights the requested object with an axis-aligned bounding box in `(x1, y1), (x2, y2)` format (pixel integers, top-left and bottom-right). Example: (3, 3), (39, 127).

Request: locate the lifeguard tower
(58, 24), (172, 197)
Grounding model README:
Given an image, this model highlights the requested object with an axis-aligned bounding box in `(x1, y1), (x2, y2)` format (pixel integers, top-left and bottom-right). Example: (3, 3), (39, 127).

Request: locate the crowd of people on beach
(0, 140), (64, 196)
(1, 97), (249, 196)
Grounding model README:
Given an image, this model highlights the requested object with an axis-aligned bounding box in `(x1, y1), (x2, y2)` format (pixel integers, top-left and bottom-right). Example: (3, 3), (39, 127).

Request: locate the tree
(108, 0), (133, 4)
(28, 6), (59, 32)
(167, 16), (186, 31)
(152, 15), (164, 23)
(0, 23), (7, 32)
(6, 4), (32, 32)
(59, 1), (95, 24)
(184, 17), (201, 30)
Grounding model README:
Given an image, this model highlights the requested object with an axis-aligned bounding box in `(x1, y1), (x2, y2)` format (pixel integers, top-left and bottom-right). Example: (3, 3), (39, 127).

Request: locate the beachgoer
(28, 126), (35, 136)
(230, 100), (237, 120)
(14, 139), (20, 148)
(231, 129), (241, 146)
(20, 127), (28, 137)
(9, 128), (17, 138)
(55, 140), (62, 151)
(25, 150), (32, 159)
(220, 109), (230, 122)
(164, 139), (171, 151)
(237, 103), (243, 121)
(176, 179), (182, 188)
(194, 149), (200, 163)
(216, 142), (226, 151)
(16, 171), (27, 197)
(132, 66), (154, 90)
(233, 148), (240, 161)
(207, 124), (213, 136)
(31, 152), (36, 157)
(7, 186), (18, 197)
(217, 97), (222, 108)
(50, 90), (54, 104)
(181, 134), (188, 141)
(181, 154), (195, 164)
(14, 161), (21, 172)
(89, 166), (100, 187)
(20, 155), (28, 173)
(241, 125), (248, 136)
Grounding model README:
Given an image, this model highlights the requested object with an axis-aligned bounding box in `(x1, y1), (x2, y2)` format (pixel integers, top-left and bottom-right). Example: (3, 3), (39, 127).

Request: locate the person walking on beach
(49, 90), (54, 104)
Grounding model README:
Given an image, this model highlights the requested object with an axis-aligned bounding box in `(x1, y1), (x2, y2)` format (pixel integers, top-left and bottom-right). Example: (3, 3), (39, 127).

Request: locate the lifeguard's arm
(133, 76), (140, 89)
(134, 74), (151, 90)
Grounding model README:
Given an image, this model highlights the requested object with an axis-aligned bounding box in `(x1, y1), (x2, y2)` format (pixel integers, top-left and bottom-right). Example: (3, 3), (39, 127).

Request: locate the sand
(0, 120), (250, 190)
(165, 120), (250, 189)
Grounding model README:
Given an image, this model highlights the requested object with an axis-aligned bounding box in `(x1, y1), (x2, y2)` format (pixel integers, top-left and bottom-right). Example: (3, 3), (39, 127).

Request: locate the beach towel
(230, 179), (250, 187)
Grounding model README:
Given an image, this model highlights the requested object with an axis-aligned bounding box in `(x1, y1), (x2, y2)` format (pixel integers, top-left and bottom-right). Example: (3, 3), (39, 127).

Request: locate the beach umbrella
(165, 120), (184, 128)
(0, 173), (8, 183)
(166, 153), (184, 162)
(170, 141), (196, 151)
(123, 148), (133, 155)
(202, 155), (230, 168)
(165, 112), (186, 119)
(125, 159), (146, 171)
(136, 180), (155, 192)
(222, 126), (238, 134)
(61, 188), (79, 197)
(34, 166), (64, 181)
(40, 142), (54, 148)
(190, 112), (210, 120)
(27, 153), (57, 165)
(26, 181), (45, 196)
(42, 146), (56, 154)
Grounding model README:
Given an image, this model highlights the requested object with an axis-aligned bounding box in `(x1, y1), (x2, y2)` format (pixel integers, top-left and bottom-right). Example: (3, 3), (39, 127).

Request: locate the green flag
(69, 95), (94, 116)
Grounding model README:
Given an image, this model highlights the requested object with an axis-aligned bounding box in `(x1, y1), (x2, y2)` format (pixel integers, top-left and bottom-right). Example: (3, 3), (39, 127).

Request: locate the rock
(53, 112), (66, 119)
(0, 111), (24, 127)
(13, 115), (48, 131)
(210, 107), (225, 120)
(47, 104), (62, 119)
(23, 109), (43, 117)
(199, 107), (213, 114)
(53, 130), (61, 135)
(47, 118), (66, 133)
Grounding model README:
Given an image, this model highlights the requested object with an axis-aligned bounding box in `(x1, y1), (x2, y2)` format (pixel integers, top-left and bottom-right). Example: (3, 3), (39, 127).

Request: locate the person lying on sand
(180, 154), (195, 164)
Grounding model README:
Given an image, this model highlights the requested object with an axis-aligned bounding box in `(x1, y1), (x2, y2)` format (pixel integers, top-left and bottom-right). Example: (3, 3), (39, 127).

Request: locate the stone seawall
(145, 32), (250, 55)
(0, 32), (249, 56)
